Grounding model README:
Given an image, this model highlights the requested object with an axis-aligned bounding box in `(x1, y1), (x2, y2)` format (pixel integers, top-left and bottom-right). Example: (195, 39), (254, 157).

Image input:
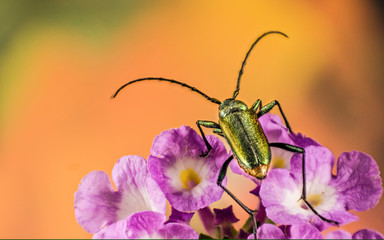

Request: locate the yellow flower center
(272, 156), (286, 169)
(300, 194), (323, 209)
(180, 168), (201, 190)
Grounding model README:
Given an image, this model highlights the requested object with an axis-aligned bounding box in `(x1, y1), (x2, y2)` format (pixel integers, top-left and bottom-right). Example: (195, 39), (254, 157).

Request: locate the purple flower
(250, 186), (267, 223)
(74, 155), (166, 234)
(259, 113), (292, 144)
(259, 113), (298, 170)
(333, 151), (383, 211)
(229, 158), (262, 185)
(260, 114), (322, 169)
(325, 229), (352, 239)
(197, 207), (216, 236)
(252, 223), (286, 239)
(289, 223), (323, 239)
(93, 211), (198, 239)
(352, 229), (384, 239)
(237, 229), (251, 239)
(250, 222), (322, 239)
(260, 146), (382, 231)
(253, 223), (384, 239)
(213, 205), (239, 225)
(213, 205), (240, 238)
(165, 207), (195, 225)
(148, 126), (230, 211)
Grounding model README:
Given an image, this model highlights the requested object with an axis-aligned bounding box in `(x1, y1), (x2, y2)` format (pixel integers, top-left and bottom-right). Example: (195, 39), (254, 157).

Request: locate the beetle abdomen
(219, 109), (271, 178)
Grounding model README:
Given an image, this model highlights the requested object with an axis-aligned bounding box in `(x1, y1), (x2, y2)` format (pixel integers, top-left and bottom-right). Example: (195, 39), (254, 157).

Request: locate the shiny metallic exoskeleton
(218, 99), (270, 179)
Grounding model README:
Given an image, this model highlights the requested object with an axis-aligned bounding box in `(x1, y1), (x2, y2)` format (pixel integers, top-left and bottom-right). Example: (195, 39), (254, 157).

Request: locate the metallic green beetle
(112, 31), (338, 238)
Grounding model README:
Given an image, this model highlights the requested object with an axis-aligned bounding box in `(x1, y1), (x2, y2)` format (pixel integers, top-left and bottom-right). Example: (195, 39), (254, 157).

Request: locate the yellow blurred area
(0, 0), (383, 238)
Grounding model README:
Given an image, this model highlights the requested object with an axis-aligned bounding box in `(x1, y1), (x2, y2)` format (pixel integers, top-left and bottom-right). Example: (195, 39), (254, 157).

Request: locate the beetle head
(219, 99), (248, 118)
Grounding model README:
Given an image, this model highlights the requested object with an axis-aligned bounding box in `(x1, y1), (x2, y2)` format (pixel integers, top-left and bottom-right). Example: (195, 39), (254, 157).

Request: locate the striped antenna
(232, 31), (288, 99)
(112, 77), (221, 105)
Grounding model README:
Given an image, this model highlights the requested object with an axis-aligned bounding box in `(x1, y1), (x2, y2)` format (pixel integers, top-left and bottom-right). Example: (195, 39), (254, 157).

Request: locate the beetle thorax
(219, 99), (248, 118)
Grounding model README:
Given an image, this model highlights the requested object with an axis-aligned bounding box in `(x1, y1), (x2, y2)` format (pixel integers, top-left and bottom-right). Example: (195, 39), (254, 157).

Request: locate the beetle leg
(250, 99), (262, 112)
(213, 128), (224, 137)
(196, 120), (221, 157)
(217, 155), (257, 239)
(256, 100), (292, 133)
(269, 142), (339, 226)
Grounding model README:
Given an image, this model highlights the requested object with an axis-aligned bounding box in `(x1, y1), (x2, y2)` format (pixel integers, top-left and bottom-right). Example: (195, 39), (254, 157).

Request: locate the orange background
(0, 1), (383, 238)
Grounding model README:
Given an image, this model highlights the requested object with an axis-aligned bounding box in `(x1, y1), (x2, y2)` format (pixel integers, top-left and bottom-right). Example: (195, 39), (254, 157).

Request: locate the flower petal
(259, 113), (292, 144)
(148, 126), (229, 211)
(289, 132), (321, 148)
(261, 146), (357, 230)
(333, 151), (383, 211)
(124, 211), (166, 238)
(111, 155), (166, 219)
(165, 207), (194, 225)
(93, 219), (128, 239)
(253, 223), (286, 239)
(260, 168), (306, 225)
(94, 211), (198, 239)
(229, 159), (262, 185)
(163, 222), (199, 239)
(75, 155), (166, 234)
(250, 186), (267, 223)
(238, 228), (251, 239)
(74, 171), (120, 233)
(150, 125), (206, 159)
(93, 211), (165, 239)
(213, 205), (239, 225)
(290, 222), (322, 239)
(352, 229), (384, 239)
(260, 113), (296, 170)
(290, 146), (359, 228)
(325, 229), (352, 239)
(197, 207), (216, 235)
(290, 146), (334, 184)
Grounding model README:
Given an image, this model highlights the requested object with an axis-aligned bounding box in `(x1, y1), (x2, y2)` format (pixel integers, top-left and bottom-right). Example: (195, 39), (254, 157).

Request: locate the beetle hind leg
(269, 142), (339, 226)
(217, 155), (258, 239)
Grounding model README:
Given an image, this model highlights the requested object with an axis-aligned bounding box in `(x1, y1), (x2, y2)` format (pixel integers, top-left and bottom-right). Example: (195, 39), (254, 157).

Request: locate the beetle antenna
(232, 31), (288, 99)
(112, 77), (221, 105)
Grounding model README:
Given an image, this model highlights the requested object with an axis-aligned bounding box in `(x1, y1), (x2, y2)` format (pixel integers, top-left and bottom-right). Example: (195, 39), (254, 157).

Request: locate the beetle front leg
(213, 128), (224, 137)
(250, 99), (261, 112)
(196, 120), (221, 157)
(256, 100), (292, 133)
(269, 142), (339, 226)
(217, 155), (258, 239)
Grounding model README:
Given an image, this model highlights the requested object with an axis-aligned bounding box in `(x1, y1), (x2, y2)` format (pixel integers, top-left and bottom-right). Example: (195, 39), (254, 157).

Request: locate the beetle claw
(200, 149), (211, 158)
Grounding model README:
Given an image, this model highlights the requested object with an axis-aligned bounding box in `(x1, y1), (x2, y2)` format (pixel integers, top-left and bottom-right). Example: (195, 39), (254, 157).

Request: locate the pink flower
(74, 155), (166, 235)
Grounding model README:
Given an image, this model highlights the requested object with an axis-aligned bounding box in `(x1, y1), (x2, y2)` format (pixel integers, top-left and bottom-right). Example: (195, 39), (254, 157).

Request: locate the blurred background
(0, 0), (383, 238)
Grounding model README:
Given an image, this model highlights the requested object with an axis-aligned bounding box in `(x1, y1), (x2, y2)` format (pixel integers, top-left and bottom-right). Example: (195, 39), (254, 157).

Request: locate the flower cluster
(75, 114), (383, 239)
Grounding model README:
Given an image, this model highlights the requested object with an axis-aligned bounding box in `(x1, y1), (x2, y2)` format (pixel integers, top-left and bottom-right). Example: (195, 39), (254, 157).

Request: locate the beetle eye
(240, 105), (247, 111)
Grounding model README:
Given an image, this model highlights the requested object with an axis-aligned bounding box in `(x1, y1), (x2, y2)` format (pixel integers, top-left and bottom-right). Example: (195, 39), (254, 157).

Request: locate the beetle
(112, 31), (339, 238)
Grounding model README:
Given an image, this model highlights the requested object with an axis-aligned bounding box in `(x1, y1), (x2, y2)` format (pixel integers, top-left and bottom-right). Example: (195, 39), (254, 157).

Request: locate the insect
(112, 31), (338, 238)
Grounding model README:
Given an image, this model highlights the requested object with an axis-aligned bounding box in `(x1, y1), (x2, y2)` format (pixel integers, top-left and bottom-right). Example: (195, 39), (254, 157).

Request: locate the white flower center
(167, 157), (209, 192)
(271, 148), (294, 169)
(117, 188), (154, 221)
(283, 175), (337, 217)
